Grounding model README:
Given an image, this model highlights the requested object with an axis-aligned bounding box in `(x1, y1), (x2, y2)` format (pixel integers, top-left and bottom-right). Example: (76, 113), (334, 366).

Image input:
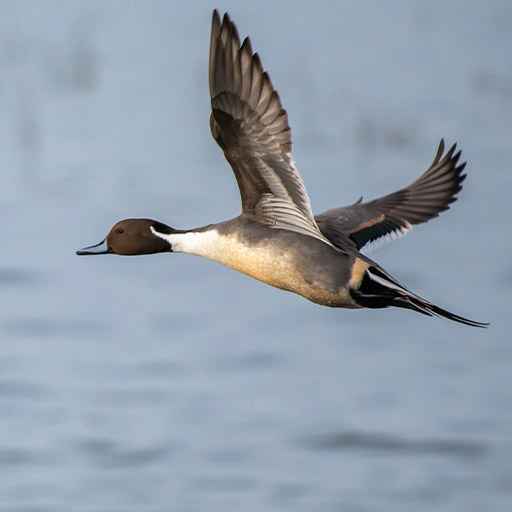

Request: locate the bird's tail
(350, 264), (488, 328)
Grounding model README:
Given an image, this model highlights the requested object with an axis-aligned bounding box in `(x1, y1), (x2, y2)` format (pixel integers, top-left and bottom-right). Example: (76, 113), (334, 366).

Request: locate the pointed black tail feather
(351, 265), (489, 328)
(393, 295), (489, 328)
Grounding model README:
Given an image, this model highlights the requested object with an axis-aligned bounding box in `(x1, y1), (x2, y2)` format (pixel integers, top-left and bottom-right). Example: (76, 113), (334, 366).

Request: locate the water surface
(0, 1), (510, 511)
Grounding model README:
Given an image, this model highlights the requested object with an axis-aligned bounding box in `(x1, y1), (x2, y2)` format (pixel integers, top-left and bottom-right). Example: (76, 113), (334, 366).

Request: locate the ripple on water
(1, 317), (108, 339)
(127, 359), (185, 380)
(212, 350), (285, 373)
(190, 475), (258, 493)
(0, 379), (47, 400)
(301, 430), (490, 459)
(0, 447), (54, 468)
(0, 267), (40, 287)
(76, 437), (173, 469)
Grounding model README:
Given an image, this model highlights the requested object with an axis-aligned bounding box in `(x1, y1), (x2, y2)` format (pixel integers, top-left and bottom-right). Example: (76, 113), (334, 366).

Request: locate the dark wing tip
(241, 36), (253, 54)
(222, 12), (231, 25)
(433, 138), (445, 164)
(252, 52), (262, 71)
(211, 10), (222, 38)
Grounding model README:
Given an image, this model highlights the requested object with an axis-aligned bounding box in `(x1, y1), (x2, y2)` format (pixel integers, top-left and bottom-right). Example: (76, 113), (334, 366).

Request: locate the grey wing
(316, 140), (467, 250)
(209, 10), (331, 246)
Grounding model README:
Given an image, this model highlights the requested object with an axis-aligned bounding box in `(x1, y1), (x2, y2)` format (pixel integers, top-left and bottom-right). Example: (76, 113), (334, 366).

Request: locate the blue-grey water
(0, 1), (510, 510)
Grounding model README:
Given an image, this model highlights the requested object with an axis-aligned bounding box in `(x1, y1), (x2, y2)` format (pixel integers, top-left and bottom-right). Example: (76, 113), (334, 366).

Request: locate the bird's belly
(195, 232), (355, 307)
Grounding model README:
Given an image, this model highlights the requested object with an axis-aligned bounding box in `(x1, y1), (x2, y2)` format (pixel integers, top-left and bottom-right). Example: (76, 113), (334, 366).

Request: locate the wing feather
(209, 11), (330, 244)
(316, 140), (467, 250)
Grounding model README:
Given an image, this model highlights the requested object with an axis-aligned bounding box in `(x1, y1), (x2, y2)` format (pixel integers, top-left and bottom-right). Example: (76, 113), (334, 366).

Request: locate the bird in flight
(77, 10), (487, 328)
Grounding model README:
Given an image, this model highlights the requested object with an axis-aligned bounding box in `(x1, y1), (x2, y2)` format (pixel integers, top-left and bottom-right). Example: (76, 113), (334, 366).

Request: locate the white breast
(152, 226), (296, 287)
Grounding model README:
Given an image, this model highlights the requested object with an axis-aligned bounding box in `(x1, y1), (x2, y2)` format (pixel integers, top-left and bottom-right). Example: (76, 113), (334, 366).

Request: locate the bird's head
(76, 218), (175, 256)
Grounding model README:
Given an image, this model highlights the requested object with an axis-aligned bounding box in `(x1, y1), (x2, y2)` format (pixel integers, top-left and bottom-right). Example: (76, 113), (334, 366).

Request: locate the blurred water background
(0, 1), (510, 510)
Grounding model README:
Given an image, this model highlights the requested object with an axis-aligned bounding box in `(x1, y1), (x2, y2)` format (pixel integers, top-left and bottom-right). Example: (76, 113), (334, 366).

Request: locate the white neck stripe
(151, 227), (221, 256)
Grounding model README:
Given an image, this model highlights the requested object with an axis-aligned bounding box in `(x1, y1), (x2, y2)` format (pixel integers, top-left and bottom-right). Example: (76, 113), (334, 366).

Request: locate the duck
(77, 10), (487, 328)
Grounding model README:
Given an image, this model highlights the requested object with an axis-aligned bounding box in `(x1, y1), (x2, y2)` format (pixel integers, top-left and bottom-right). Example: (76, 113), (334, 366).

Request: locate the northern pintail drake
(77, 10), (487, 328)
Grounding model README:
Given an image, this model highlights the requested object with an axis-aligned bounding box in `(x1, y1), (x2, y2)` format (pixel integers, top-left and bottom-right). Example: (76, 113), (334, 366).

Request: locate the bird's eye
(115, 228), (124, 235)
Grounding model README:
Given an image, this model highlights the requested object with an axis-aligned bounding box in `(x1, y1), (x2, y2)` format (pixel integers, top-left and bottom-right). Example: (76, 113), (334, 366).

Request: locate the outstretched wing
(315, 140), (467, 250)
(209, 10), (331, 245)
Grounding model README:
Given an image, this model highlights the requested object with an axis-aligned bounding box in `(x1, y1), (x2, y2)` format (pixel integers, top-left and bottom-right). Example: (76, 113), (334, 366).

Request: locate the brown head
(76, 218), (175, 256)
